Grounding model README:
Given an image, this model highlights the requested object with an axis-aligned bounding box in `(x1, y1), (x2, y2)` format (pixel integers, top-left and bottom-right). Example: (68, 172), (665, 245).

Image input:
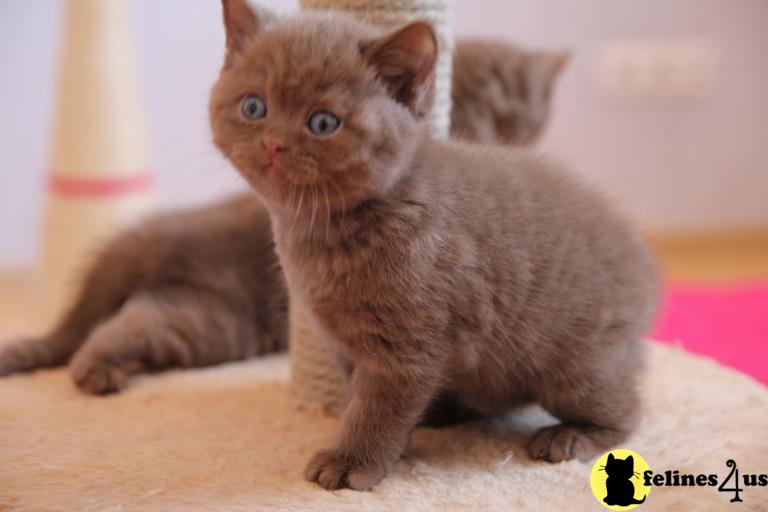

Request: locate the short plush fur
(0, 1), (650, 492)
(208, 2), (656, 490)
(0, 195), (287, 394)
(0, 28), (566, 390)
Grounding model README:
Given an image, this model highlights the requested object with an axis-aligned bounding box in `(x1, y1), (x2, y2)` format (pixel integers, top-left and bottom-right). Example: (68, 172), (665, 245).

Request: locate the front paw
(70, 354), (128, 395)
(528, 424), (600, 462)
(304, 448), (388, 491)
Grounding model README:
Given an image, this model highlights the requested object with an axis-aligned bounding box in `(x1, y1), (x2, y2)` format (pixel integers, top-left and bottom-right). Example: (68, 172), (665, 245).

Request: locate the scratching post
(42, 0), (152, 323)
(292, 0), (455, 414)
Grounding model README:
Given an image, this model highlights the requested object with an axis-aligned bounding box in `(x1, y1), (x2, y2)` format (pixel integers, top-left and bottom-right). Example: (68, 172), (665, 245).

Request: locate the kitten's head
(210, 0), (438, 216)
(605, 453), (635, 479)
(451, 40), (569, 146)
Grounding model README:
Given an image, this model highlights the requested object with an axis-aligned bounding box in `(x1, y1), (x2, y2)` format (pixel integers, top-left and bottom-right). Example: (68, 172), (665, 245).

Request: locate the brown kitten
(0, 194), (288, 394)
(451, 40), (568, 145)
(210, 1), (656, 491)
(0, 39), (564, 391)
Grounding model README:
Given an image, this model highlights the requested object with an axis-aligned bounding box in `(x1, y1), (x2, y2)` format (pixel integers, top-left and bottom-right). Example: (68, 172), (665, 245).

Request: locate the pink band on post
(49, 172), (152, 198)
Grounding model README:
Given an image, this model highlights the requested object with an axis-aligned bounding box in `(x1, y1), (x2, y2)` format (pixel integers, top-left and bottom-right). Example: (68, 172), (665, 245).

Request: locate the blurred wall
(1, 0), (767, 269)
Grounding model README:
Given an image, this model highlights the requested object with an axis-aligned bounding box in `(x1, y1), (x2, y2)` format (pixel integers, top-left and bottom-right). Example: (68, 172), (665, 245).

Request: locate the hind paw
(529, 424), (601, 463)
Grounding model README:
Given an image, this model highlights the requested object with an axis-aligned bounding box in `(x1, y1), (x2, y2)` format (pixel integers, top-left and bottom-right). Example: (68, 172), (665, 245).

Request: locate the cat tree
(43, 0), (153, 324)
(292, 0), (455, 413)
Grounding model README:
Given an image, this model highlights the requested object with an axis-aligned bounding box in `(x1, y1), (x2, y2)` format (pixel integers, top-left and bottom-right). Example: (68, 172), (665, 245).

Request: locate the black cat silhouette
(603, 453), (647, 507)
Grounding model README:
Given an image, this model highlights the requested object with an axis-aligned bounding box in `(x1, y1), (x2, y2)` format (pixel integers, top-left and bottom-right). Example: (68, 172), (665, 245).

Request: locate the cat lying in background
(0, 34), (567, 393)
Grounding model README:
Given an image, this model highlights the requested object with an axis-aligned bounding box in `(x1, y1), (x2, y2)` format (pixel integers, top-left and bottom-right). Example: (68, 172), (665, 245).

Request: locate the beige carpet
(1, 342), (766, 511)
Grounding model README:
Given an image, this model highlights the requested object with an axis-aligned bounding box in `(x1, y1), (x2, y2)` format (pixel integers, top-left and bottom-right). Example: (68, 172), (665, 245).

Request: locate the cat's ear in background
(221, 0), (276, 57)
(527, 49), (570, 99)
(364, 21), (439, 116)
(549, 50), (570, 76)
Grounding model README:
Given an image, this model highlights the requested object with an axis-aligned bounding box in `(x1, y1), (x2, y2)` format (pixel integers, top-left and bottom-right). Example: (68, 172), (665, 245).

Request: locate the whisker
(287, 181), (298, 220)
(308, 187), (318, 238)
(296, 184), (306, 216)
(322, 182), (331, 243)
(327, 180), (347, 232)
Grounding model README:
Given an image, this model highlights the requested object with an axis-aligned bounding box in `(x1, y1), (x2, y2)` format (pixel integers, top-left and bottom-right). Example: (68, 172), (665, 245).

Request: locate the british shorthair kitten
(207, 1), (656, 490)
(0, 33), (566, 389)
(0, 195), (288, 394)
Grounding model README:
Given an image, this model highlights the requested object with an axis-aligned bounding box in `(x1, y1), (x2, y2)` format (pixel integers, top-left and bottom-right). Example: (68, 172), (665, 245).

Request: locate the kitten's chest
(279, 236), (384, 315)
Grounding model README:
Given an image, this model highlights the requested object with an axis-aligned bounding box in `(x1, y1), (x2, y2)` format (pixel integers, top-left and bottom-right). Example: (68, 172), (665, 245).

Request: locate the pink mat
(653, 281), (768, 385)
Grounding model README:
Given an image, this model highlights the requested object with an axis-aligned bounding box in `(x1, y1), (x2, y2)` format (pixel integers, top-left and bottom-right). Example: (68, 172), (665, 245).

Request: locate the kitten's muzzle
(262, 137), (288, 162)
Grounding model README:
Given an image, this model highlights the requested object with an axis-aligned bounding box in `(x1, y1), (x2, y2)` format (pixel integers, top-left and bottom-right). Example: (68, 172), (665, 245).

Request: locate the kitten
(208, 1), (657, 491)
(451, 39), (568, 145)
(0, 33), (566, 391)
(0, 194), (288, 394)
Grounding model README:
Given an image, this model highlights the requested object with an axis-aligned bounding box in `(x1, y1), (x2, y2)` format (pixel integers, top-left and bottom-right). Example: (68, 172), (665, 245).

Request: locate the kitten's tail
(632, 495), (647, 504)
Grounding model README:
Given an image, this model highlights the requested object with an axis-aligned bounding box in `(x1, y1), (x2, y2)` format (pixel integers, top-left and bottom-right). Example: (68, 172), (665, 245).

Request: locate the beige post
(292, 0), (455, 414)
(42, 0), (153, 323)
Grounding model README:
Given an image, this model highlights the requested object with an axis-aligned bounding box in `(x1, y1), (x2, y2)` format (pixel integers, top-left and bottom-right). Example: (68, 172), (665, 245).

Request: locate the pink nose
(262, 137), (287, 161)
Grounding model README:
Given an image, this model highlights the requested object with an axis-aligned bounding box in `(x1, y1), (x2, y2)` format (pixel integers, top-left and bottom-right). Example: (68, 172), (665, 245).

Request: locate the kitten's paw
(70, 356), (128, 395)
(0, 342), (23, 376)
(0, 337), (48, 376)
(528, 424), (600, 463)
(304, 448), (387, 491)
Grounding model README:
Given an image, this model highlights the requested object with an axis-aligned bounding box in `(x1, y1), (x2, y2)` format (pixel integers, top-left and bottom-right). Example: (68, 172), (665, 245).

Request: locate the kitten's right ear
(221, 0), (275, 56)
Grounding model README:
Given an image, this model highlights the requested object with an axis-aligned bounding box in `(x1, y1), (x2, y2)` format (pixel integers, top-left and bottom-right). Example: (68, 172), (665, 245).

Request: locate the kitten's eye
(241, 95), (267, 120)
(307, 111), (341, 136)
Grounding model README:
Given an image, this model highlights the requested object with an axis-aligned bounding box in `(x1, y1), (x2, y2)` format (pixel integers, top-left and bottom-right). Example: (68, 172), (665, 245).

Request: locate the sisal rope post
(292, 0), (455, 414)
(42, 0), (153, 324)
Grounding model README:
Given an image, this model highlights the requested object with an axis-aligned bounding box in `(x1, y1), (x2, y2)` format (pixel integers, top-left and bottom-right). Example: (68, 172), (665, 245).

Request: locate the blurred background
(1, 1), (766, 380)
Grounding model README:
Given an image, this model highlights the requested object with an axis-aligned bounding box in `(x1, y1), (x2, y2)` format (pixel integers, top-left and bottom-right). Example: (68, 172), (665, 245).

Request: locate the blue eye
(307, 111), (341, 135)
(241, 95), (267, 120)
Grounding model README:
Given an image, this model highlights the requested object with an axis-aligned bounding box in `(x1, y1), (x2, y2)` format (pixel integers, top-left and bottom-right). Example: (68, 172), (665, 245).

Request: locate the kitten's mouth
(256, 155), (284, 175)
(261, 162), (283, 174)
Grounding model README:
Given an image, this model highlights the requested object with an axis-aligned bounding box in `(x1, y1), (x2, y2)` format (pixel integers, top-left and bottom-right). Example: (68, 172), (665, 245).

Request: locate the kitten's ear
(549, 50), (570, 75)
(608, 453), (615, 462)
(364, 21), (438, 115)
(527, 50), (570, 96)
(626, 455), (634, 466)
(221, 0), (275, 56)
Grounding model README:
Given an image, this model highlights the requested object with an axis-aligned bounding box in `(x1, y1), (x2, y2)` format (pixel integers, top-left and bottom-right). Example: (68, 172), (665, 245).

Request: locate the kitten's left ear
(549, 50), (570, 75)
(364, 21), (438, 115)
(527, 49), (570, 96)
(221, 0), (275, 57)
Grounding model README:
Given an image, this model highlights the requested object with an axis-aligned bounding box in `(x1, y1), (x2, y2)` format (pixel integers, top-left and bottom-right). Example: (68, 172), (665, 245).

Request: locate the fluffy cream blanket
(1, 342), (766, 511)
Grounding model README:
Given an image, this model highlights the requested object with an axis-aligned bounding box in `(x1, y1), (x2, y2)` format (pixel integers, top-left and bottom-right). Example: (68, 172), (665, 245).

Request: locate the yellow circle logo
(590, 449), (652, 510)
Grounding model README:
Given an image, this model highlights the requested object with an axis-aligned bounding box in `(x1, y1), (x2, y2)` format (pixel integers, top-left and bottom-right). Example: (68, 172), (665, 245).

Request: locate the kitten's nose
(262, 137), (288, 161)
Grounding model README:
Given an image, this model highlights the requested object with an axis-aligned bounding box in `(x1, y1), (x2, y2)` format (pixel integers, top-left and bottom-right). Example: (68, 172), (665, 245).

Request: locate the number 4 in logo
(718, 459), (744, 503)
